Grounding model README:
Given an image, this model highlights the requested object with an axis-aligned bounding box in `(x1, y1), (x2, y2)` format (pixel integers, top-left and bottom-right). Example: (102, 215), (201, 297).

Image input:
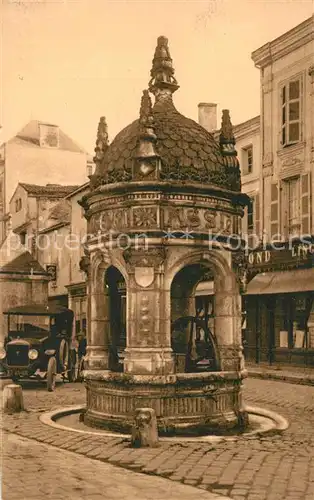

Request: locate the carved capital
(123, 246), (166, 268)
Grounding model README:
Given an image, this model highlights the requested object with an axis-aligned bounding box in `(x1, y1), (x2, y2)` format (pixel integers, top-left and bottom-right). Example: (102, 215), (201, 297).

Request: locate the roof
(252, 15), (313, 68)
(20, 183), (79, 198)
(48, 199), (71, 222)
(92, 36), (241, 192)
(64, 182), (90, 199)
(8, 120), (88, 154)
(0, 251), (48, 275)
(4, 304), (73, 316)
(233, 116), (260, 133)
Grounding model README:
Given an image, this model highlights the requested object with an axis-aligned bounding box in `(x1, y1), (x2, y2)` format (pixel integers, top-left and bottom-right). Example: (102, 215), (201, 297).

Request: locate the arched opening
(104, 265), (126, 372)
(170, 263), (220, 373)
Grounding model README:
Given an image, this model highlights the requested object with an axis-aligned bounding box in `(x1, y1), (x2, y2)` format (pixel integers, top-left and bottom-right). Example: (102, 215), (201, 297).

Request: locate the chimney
(198, 103), (217, 133)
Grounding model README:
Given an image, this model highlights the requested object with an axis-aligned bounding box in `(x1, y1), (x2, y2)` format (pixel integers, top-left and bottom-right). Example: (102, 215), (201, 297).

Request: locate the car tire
(47, 356), (57, 392)
(68, 349), (78, 383)
(59, 339), (69, 372)
(77, 357), (85, 382)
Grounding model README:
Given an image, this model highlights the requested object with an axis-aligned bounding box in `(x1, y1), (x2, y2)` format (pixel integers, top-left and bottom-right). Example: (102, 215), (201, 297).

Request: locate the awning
(195, 280), (215, 296)
(246, 267), (314, 295)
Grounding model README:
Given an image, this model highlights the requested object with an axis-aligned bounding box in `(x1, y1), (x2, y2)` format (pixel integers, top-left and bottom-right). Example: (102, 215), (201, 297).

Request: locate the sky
(1, 0), (313, 154)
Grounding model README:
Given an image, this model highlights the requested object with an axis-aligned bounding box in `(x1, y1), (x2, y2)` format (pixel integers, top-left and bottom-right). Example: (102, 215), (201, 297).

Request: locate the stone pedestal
(131, 407), (159, 447)
(2, 384), (24, 413)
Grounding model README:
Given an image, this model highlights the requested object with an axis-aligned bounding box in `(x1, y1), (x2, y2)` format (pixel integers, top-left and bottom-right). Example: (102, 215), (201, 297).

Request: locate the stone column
(80, 249), (111, 370)
(215, 257), (242, 372)
(122, 246), (174, 375)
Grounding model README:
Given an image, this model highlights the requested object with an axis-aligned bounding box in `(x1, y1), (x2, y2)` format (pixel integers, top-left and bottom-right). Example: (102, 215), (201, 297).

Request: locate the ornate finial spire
(138, 90), (156, 142)
(219, 109), (240, 175)
(219, 109), (236, 153)
(93, 116), (109, 166)
(133, 90), (160, 179)
(90, 116), (109, 188)
(148, 36), (179, 97)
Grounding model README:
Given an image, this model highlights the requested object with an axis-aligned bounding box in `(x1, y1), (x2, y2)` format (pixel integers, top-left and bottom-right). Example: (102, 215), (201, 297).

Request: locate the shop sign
(248, 243), (314, 267)
(46, 265), (57, 282)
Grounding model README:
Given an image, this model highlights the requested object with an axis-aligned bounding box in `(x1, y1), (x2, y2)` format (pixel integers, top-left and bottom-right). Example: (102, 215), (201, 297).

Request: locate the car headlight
(0, 348), (6, 360)
(28, 349), (38, 360)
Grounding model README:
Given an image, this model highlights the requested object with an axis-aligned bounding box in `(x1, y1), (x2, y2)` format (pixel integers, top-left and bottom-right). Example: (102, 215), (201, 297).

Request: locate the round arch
(164, 248), (241, 373)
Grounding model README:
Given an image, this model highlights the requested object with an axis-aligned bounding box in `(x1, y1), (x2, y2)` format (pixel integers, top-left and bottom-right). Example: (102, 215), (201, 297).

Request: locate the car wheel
(77, 357), (85, 382)
(47, 356), (57, 392)
(59, 339), (69, 372)
(68, 349), (78, 383)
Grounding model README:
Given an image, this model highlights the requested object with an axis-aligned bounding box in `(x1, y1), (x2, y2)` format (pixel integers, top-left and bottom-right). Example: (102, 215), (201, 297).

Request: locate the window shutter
(270, 182), (280, 239)
(301, 172), (311, 236)
(254, 193), (260, 238)
(281, 181), (288, 238)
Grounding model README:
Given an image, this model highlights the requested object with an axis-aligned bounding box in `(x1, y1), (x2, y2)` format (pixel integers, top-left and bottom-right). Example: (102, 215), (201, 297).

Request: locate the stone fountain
(79, 36), (249, 435)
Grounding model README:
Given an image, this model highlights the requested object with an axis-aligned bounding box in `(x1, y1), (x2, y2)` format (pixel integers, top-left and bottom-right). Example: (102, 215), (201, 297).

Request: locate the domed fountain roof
(91, 37), (240, 192)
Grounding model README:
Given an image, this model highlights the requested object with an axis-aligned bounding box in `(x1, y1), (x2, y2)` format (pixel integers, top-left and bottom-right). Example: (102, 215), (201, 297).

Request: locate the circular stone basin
(40, 405), (289, 443)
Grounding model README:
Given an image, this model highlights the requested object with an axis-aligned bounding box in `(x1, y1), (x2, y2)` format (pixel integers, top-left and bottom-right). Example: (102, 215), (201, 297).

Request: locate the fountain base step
(84, 371), (247, 435)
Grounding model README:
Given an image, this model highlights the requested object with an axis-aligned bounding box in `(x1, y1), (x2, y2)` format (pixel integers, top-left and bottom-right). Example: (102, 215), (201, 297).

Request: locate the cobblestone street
(2, 377), (314, 500)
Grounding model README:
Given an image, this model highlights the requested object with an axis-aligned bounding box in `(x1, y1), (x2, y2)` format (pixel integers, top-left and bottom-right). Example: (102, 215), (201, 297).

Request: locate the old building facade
(245, 15), (314, 366)
(0, 120), (92, 244)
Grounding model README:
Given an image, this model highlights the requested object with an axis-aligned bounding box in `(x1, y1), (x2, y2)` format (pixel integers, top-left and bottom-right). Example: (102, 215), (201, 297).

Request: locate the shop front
(244, 243), (314, 367)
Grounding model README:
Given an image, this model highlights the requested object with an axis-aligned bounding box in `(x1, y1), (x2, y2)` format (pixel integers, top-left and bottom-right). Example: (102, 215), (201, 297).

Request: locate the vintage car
(0, 304), (78, 391)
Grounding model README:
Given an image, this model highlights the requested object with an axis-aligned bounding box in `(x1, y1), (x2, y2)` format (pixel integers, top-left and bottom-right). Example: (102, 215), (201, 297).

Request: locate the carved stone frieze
(132, 206), (158, 228)
(123, 246), (166, 267)
(163, 207), (234, 234)
(88, 205), (238, 236)
(138, 295), (153, 336)
(281, 156), (302, 168)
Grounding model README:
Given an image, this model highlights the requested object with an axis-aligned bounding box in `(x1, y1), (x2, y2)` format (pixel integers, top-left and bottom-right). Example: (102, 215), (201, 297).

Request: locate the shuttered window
(281, 174), (311, 238)
(301, 172), (311, 235)
(287, 178), (300, 235)
(281, 78), (301, 147)
(254, 192), (260, 238)
(245, 193), (260, 248)
(270, 182), (280, 239)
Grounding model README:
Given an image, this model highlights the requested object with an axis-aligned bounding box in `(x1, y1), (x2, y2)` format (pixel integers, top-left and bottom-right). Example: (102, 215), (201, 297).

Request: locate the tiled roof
(9, 120), (87, 153)
(106, 101), (225, 177)
(20, 183), (79, 198)
(0, 251), (47, 275)
(48, 199), (71, 223)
